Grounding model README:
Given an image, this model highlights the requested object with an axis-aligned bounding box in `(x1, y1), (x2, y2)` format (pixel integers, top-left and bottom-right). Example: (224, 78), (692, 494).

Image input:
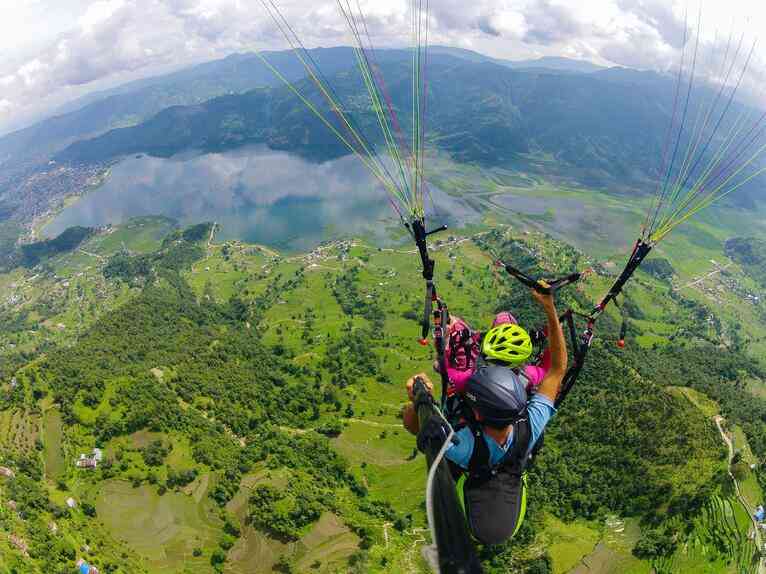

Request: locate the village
(675, 259), (763, 308)
(1, 457), (102, 573)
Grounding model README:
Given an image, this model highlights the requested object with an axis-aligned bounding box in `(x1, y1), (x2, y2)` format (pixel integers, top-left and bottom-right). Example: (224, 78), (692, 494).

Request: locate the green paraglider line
(649, 4), (700, 237)
(256, 2), (766, 569)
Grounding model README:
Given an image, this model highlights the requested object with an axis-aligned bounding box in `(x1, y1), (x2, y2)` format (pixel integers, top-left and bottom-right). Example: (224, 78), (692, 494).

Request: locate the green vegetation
(1, 216), (765, 572)
(0, 220), (22, 270)
(20, 226), (94, 267)
(726, 237), (766, 290)
(95, 480), (222, 573)
(42, 407), (65, 480)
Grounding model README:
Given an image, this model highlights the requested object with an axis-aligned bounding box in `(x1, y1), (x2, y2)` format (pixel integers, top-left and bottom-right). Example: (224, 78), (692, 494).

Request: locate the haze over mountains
(0, 46), (602, 166)
(0, 45), (763, 229)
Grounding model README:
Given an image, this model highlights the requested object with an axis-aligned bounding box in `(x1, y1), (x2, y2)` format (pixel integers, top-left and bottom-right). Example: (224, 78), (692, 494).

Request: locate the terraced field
(42, 407), (65, 480)
(0, 408), (39, 453)
(95, 479), (223, 573)
(656, 495), (759, 574)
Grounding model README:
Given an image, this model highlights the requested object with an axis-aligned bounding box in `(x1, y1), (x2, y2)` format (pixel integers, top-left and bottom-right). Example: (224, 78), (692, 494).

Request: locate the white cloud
(79, 0), (126, 35)
(0, 0), (764, 132)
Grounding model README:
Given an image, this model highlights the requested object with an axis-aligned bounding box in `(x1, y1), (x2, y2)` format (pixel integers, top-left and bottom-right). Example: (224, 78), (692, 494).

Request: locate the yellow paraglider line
(258, 0), (432, 222)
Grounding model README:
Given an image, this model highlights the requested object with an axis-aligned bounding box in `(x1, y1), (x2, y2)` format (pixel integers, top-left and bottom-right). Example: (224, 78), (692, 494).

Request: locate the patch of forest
(0, 224), (763, 572)
(726, 237), (766, 289)
(20, 226), (94, 267)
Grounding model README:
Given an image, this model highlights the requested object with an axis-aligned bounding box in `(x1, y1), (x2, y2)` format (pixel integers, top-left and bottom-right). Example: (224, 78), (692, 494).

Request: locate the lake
(45, 146), (478, 251)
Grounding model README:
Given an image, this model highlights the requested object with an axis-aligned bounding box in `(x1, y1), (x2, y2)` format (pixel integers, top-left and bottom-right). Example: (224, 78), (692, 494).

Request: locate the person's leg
(402, 403), (419, 435)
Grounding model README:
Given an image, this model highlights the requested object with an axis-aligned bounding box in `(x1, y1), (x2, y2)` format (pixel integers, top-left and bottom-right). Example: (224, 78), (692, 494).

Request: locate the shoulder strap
(504, 417), (531, 476)
(467, 420), (491, 476)
(466, 415), (532, 479)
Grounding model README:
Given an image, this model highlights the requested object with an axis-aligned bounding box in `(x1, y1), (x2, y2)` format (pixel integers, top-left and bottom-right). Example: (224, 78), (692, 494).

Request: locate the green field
(43, 407), (66, 480)
(568, 517), (651, 574)
(668, 386), (721, 418)
(0, 408), (39, 453)
(656, 494), (758, 574)
(95, 479), (223, 573)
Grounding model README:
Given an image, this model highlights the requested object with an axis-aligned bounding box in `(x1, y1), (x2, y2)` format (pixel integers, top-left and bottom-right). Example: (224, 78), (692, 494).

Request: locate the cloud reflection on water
(46, 146), (479, 251)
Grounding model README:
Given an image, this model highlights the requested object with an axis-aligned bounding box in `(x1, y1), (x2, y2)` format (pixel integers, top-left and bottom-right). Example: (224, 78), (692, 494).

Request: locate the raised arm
(531, 289), (567, 402)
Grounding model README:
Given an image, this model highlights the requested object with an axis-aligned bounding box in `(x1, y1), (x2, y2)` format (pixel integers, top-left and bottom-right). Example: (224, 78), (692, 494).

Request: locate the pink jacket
(442, 314), (550, 394)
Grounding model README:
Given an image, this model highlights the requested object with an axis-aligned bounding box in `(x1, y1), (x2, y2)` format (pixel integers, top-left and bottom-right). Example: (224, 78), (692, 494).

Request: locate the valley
(0, 210), (765, 572)
(0, 30), (765, 574)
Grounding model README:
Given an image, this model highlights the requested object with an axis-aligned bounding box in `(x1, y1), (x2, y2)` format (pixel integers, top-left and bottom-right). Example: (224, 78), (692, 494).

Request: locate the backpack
(443, 318), (481, 393)
(452, 416), (532, 545)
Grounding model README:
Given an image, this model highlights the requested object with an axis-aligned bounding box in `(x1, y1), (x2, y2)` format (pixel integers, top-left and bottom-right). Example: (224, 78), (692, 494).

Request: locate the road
(714, 415), (765, 573)
(675, 262), (733, 291)
(207, 221), (218, 249)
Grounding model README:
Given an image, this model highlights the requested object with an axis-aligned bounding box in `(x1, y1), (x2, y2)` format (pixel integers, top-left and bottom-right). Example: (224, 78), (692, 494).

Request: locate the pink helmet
(492, 311), (518, 327)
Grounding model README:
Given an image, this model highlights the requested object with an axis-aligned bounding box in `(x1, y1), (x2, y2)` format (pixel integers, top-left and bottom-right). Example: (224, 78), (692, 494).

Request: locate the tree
(143, 439), (169, 466)
(732, 462), (750, 481)
(210, 549), (226, 566)
(633, 529), (677, 559)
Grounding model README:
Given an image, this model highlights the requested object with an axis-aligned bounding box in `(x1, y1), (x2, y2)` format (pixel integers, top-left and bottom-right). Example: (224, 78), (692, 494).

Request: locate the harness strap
(506, 417), (531, 475)
(467, 422), (490, 476)
(466, 416), (531, 482)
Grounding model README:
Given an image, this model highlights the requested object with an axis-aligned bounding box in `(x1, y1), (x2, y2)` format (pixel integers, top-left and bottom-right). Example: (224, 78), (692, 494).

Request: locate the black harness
(465, 415), (532, 483)
(450, 413), (533, 545)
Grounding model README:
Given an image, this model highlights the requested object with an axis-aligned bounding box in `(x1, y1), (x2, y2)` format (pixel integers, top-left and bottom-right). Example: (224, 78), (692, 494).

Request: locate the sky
(0, 0), (764, 134)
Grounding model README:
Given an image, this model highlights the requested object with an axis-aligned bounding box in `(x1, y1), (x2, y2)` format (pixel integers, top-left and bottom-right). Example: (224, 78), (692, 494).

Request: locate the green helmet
(481, 323), (532, 367)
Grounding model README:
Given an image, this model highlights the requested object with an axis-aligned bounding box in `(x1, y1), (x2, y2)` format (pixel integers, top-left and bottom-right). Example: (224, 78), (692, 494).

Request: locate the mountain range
(0, 47), (602, 173)
(53, 52), (757, 200)
(0, 45), (763, 229)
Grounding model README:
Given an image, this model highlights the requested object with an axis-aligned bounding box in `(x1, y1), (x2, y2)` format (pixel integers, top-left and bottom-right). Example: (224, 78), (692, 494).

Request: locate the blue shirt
(445, 393), (556, 469)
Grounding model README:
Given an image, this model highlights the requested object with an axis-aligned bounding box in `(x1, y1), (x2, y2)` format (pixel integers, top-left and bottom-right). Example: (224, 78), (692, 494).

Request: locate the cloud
(522, 0), (588, 45)
(0, 0), (764, 132)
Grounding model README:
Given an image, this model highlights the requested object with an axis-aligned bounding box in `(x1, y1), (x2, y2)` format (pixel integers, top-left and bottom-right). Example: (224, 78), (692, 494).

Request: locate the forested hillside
(1, 218), (764, 573)
(726, 238), (766, 290)
(54, 57), (763, 205)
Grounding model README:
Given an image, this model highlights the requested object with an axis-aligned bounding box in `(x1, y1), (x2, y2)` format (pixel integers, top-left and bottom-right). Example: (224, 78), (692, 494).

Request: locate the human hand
(531, 283), (555, 310)
(407, 373), (433, 401)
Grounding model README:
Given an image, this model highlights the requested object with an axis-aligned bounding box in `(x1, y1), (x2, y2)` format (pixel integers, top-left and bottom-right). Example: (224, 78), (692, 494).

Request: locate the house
(66, 497), (77, 509)
(0, 466), (14, 478)
(76, 454), (97, 469)
(75, 448), (102, 469)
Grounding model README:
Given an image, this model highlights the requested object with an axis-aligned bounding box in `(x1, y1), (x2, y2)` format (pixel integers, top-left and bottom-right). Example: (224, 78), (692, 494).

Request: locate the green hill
(53, 59), (764, 206)
(2, 217), (765, 572)
(726, 237), (766, 290)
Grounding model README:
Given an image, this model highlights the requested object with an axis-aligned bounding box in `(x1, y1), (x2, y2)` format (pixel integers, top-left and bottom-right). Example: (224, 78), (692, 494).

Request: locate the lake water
(45, 146), (478, 251)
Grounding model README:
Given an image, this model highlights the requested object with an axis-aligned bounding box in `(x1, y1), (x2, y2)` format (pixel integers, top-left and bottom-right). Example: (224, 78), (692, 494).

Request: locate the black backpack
(452, 416), (532, 545)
